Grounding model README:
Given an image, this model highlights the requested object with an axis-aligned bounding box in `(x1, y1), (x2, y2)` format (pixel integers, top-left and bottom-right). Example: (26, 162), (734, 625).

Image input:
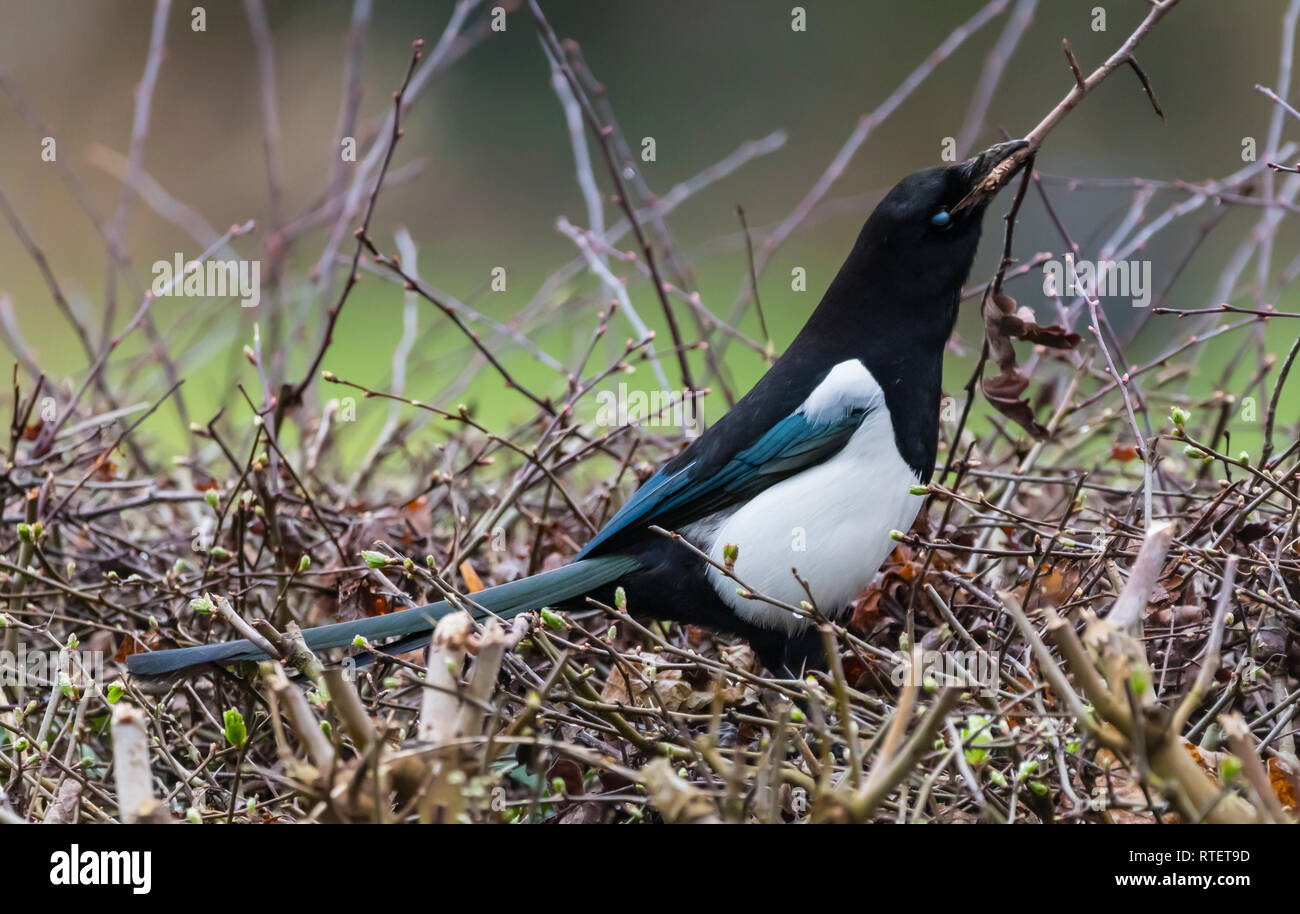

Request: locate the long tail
(126, 555), (640, 676)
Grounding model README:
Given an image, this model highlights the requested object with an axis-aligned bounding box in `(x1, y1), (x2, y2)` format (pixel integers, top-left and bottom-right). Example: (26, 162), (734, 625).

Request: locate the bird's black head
(855, 139), (1029, 301)
(801, 138), (1028, 360)
(801, 139), (1030, 351)
(792, 139), (1029, 479)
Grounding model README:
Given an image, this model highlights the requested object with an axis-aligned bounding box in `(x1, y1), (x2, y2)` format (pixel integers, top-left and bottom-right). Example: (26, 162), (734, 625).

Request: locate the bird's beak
(949, 139), (1031, 214)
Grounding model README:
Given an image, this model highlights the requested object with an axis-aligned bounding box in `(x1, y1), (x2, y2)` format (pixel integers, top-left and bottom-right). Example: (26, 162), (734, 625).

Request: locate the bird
(128, 139), (1028, 679)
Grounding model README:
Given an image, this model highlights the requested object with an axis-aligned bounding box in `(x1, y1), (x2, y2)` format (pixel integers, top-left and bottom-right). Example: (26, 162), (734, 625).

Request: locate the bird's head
(854, 139), (1030, 300)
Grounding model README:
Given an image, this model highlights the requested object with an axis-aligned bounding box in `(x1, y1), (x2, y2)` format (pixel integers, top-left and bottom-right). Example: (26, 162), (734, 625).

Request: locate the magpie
(128, 139), (1027, 678)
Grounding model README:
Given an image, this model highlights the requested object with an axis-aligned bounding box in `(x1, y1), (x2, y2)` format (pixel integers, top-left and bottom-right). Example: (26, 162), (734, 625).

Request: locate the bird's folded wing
(577, 401), (870, 557)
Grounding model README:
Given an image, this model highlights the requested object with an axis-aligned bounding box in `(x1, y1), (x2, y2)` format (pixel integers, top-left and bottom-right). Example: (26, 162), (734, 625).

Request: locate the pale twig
(530, 0), (696, 393)
(1106, 520), (1175, 631)
(309, 1), (477, 313)
(102, 0), (172, 344)
(555, 217), (673, 395)
(715, 0), (1009, 363)
(349, 227), (422, 488)
(1170, 555), (1237, 734)
(111, 703), (161, 823)
(958, 0), (1182, 210)
(419, 611), (471, 744)
(1219, 713), (1291, 823)
(956, 0), (1038, 158)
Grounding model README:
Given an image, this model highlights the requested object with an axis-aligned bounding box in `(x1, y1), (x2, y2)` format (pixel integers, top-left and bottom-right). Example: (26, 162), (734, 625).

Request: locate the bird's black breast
(868, 340), (945, 482)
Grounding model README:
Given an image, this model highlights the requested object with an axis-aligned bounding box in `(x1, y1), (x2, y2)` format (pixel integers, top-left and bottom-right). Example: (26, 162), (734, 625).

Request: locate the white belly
(696, 407), (922, 633)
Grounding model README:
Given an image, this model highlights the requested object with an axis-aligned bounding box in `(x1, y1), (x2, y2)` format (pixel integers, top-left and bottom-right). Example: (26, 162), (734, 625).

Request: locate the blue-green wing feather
(577, 404), (868, 558)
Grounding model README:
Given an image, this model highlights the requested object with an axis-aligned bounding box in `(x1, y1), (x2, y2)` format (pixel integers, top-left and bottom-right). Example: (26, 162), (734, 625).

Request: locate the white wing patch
(798, 358), (881, 423)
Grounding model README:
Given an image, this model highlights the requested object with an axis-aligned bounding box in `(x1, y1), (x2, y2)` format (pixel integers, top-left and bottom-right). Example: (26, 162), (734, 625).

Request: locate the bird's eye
(930, 209), (951, 229)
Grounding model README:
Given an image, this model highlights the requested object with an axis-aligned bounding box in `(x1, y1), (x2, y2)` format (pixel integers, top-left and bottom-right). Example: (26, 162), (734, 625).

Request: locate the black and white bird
(129, 140), (1027, 678)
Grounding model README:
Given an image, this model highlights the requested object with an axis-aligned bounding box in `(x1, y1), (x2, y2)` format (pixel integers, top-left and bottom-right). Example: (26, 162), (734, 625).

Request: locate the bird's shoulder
(672, 348), (877, 472)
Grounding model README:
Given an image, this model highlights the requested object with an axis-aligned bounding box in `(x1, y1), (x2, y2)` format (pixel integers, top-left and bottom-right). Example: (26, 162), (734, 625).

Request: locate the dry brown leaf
(1111, 443), (1138, 463)
(192, 471), (220, 491)
(980, 287), (1077, 440)
(599, 654), (693, 711)
(849, 587), (883, 629)
(91, 453), (118, 481)
(115, 631), (166, 663)
(1091, 746), (1215, 824)
(1182, 740), (1232, 783)
(681, 643), (760, 710)
(998, 314), (1081, 350)
(338, 575), (392, 621)
(1267, 756), (1300, 812)
(982, 368), (1049, 440)
(459, 560), (485, 594)
(1148, 604), (1204, 627)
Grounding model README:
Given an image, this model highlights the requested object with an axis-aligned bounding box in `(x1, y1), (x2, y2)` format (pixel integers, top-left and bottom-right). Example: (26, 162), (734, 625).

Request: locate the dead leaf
(338, 575), (392, 621)
(1111, 444), (1138, 463)
(459, 561), (485, 594)
(1091, 746), (1221, 824)
(980, 287), (1076, 440)
(115, 631), (166, 663)
(91, 452), (118, 482)
(850, 587), (883, 629)
(681, 643), (760, 710)
(998, 314), (1081, 350)
(1148, 604), (1203, 627)
(982, 368), (1049, 440)
(192, 472), (220, 491)
(600, 654), (693, 711)
(1183, 740), (1232, 783)
(1268, 756), (1300, 812)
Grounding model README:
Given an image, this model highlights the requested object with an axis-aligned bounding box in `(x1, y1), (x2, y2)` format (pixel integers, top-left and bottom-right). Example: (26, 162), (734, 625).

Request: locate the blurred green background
(0, 0), (1296, 466)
